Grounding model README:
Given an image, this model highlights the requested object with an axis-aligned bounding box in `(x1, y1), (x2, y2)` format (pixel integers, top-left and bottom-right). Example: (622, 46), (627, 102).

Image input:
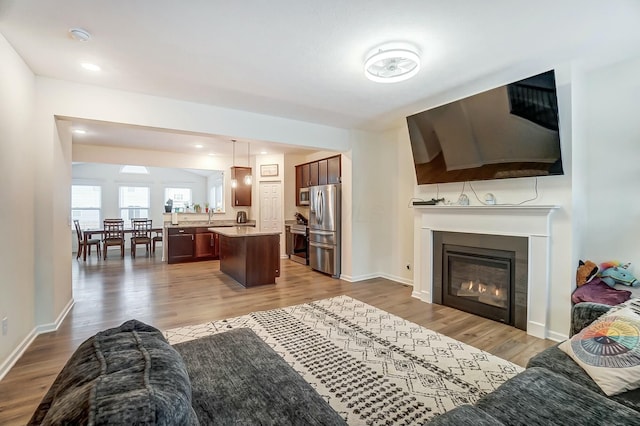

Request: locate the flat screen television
(407, 70), (564, 185)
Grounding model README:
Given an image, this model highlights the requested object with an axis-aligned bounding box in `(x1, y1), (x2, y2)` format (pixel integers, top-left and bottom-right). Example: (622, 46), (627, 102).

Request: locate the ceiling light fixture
(68, 27), (92, 42)
(195, 144), (203, 148)
(364, 42), (421, 83)
(81, 62), (101, 72)
(230, 140), (238, 188)
(72, 129), (86, 134)
(244, 142), (252, 185)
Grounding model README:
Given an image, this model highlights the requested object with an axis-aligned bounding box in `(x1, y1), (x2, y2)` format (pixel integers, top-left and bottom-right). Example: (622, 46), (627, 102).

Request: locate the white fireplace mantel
(412, 204), (559, 339)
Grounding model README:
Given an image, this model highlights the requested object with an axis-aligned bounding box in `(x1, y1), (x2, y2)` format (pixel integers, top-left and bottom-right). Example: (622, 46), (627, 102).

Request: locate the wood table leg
(83, 233), (88, 261)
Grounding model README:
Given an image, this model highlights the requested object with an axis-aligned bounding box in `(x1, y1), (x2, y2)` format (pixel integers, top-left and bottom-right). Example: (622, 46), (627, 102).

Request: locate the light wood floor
(0, 255), (555, 425)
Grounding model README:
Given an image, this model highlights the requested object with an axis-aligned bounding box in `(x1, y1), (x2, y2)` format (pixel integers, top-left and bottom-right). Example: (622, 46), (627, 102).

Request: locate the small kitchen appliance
(236, 211), (247, 223)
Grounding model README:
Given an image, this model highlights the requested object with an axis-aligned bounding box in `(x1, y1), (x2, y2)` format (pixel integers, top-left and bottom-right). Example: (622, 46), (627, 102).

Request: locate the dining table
(82, 226), (163, 261)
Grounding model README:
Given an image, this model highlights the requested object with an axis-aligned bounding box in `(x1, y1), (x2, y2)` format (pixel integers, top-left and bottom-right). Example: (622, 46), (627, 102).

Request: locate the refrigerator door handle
(309, 229), (333, 236)
(309, 241), (334, 250)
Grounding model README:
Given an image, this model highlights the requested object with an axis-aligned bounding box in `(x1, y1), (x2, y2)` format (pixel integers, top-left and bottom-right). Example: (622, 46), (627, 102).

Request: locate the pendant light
(230, 140), (238, 188)
(244, 142), (252, 185)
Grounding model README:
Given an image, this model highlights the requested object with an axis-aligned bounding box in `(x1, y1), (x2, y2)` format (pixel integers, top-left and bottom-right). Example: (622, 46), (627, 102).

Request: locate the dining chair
(130, 218), (152, 258)
(103, 219), (125, 259)
(152, 229), (163, 255)
(73, 220), (101, 260)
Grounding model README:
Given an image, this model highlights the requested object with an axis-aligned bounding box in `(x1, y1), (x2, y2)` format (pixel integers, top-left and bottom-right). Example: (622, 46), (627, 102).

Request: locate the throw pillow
(559, 299), (640, 396)
(28, 319), (198, 425)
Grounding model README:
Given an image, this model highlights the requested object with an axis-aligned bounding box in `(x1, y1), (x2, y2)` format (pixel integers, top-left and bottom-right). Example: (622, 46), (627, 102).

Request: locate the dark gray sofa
(427, 302), (640, 426)
(28, 320), (346, 425)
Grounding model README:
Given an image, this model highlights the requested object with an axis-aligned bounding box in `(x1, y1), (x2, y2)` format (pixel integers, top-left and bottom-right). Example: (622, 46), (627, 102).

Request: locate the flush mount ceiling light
(81, 62), (101, 72)
(68, 27), (92, 42)
(364, 42), (421, 83)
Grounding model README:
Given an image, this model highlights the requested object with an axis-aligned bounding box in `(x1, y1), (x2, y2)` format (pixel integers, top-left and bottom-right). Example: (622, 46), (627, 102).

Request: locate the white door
(260, 181), (282, 233)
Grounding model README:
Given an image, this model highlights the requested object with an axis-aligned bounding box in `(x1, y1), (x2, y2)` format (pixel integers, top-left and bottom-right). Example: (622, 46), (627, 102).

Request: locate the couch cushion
(476, 367), (640, 425)
(558, 301), (640, 396)
(173, 328), (347, 425)
(426, 404), (504, 425)
(527, 344), (640, 412)
(28, 319), (198, 426)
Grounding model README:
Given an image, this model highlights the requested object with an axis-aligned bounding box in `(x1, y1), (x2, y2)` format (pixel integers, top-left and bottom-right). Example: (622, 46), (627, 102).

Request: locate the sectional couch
(428, 302), (640, 425)
(27, 320), (345, 425)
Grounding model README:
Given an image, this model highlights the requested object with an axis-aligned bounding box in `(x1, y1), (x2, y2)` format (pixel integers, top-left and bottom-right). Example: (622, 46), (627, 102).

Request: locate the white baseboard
(0, 327), (38, 382)
(342, 273), (379, 282)
(0, 298), (74, 381)
(36, 298), (74, 334)
(411, 289), (430, 302)
(546, 330), (568, 343)
(341, 272), (413, 285)
(378, 272), (413, 286)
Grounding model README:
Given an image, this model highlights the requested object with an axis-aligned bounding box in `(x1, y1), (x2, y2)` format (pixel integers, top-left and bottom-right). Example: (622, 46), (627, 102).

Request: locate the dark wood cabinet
(168, 227), (220, 263)
(318, 159), (328, 185)
(231, 166), (252, 206)
(219, 234), (280, 287)
(296, 166), (304, 192)
(167, 228), (194, 264)
(301, 163), (310, 188)
(327, 155), (341, 184)
(309, 161), (319, 186)
(194, 229), (218, 259)
(294, 155), (341, 204)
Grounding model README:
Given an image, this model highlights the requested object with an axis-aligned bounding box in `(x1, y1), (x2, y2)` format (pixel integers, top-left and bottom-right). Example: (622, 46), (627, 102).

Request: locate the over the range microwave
(299, 187), (310, 205)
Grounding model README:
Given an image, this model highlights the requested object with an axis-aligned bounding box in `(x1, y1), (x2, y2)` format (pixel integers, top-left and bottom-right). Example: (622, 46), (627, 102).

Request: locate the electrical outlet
(2, 317), (7, 336)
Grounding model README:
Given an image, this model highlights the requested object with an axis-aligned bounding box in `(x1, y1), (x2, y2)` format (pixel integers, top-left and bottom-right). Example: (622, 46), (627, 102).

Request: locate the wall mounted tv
(407, 70), (564, 185)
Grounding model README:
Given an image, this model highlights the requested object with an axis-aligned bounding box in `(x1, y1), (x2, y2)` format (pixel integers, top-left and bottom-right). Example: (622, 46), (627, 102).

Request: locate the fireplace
(443, 244), (515, 326)
(432, 232), (528, 330)
(413, 205), (558, 339)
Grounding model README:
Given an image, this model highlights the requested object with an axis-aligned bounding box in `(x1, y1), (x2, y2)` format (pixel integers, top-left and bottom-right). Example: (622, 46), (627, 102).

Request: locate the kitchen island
(211, 227), (281, 287)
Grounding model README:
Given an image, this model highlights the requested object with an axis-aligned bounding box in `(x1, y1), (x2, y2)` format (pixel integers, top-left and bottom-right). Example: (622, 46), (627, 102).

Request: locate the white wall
(582, 55), (640, 264)
(0, 34), (37, 376)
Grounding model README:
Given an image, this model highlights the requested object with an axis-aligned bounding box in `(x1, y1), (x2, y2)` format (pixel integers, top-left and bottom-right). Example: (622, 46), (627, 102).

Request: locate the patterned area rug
(165, 295), (522, 425)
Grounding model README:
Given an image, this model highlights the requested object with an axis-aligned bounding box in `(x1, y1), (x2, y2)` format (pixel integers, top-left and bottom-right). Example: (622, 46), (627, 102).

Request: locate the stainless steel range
(288, 224), (308, 264)
(286, 213), (308, 265)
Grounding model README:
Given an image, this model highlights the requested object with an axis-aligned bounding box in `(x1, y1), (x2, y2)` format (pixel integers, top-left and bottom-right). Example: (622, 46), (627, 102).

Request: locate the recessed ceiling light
(72, 129), (86, 134)
(68, 28), (92, 42)
(208, 153), (216, 156)
(260, 151), (268, 155)
(195, 144), (203, 149)
(364, 42), (420, 83)
(81, 62), (101, 72)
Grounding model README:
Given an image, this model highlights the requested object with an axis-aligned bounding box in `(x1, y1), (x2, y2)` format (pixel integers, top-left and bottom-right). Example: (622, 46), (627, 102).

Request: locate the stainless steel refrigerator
(308, 184), (341, 278)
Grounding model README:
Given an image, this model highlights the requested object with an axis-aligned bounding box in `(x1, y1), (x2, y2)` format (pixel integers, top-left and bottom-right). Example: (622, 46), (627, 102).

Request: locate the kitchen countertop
(210, 227), (281, 237)
(165, 220), (256, 228)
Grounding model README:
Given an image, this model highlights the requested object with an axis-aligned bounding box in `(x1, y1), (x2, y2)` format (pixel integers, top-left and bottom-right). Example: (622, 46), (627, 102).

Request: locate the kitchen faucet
(208, 208), (213, 224)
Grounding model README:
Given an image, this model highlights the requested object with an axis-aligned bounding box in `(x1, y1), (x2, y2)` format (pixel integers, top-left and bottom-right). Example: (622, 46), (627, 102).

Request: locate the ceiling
(2, 1), (640, 155)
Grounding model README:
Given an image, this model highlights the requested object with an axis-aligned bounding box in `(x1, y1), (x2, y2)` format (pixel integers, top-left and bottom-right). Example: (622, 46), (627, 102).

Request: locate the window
(164, 187), (192, 210)
(72, 185), (102, 229)
(119, 186), (150, 221)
